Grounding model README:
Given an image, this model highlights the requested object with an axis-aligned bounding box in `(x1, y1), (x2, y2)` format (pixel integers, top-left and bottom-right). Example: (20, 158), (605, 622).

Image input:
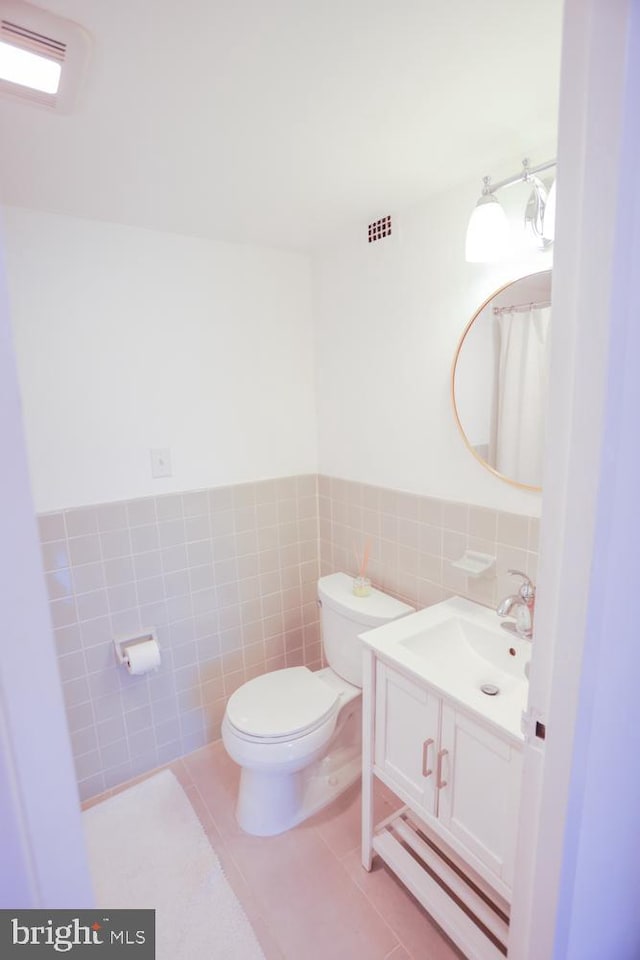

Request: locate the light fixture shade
(542, 178), (556, 240)
(465, 194), (509, 263)
(0, 40), (61, 94)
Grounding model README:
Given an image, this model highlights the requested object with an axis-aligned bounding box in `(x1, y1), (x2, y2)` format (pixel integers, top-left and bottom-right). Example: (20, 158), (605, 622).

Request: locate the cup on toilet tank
(352, 576), (371, 597)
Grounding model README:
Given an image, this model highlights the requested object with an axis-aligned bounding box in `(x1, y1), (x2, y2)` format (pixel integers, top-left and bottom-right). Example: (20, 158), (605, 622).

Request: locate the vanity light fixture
(465, 178), (510, 263)
(465, 157), (557, 263)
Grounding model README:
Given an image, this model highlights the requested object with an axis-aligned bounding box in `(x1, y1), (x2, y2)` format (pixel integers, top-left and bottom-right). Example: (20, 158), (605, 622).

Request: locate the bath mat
(83, 769), (265, 960)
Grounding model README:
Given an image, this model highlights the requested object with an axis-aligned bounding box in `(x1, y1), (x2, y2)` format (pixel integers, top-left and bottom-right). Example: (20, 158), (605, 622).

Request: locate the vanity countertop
(359, 596), (530, 741)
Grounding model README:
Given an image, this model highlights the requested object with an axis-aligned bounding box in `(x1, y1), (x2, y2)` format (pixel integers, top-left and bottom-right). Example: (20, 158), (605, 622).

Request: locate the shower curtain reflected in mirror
(489, 306), (551, 486)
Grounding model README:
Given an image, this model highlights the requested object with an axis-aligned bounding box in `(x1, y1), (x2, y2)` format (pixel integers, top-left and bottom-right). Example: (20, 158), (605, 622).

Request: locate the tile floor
(84, 741), (463, 960)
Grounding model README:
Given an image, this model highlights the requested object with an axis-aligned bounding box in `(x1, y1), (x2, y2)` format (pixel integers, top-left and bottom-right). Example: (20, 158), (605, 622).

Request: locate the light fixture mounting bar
(487, 158), (556, 195)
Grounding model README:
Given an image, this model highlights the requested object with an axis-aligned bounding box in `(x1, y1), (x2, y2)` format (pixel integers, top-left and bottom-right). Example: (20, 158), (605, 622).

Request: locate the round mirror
(452, 270), (552, 491)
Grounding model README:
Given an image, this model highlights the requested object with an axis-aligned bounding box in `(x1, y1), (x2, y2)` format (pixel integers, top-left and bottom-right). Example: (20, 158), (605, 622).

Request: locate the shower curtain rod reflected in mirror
(492, 299), (551, 315)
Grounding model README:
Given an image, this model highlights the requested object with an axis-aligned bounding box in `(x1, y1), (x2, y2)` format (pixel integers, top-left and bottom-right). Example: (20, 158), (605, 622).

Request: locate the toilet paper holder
(113, 629), (159, 666)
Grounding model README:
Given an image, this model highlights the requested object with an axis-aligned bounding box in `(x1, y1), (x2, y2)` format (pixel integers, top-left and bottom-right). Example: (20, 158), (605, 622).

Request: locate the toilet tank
(318, 572), (414, 687)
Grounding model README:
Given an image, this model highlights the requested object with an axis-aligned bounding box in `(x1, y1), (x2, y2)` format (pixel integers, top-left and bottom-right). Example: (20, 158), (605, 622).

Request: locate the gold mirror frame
(451, 274), (550, 493)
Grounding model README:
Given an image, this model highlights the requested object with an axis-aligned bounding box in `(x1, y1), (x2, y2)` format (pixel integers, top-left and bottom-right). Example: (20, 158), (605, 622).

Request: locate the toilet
(222, 571), (413, 836)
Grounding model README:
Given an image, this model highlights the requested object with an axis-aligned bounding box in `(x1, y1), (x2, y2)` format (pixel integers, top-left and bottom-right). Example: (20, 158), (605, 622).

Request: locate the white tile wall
(39, 476), (320, 800)
(318, 475), (538, 613)
(39, 471), (538, 802)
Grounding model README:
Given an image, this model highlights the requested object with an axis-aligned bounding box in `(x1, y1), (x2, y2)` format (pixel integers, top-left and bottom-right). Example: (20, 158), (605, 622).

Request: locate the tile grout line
(313, 824), (404, 957)
(187, 778), (283, 955)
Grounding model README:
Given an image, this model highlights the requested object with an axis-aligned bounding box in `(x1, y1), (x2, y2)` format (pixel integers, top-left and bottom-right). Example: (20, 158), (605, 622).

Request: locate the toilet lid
(226, 667), (339, 740)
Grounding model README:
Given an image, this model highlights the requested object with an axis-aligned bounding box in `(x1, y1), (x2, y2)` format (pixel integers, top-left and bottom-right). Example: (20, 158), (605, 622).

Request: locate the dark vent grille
(368, 215), (392, 243)
(1, 19), (66, 60)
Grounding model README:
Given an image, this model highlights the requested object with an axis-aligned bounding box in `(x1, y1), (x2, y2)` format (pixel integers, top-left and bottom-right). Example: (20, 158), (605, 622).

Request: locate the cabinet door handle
(436, 748), (448, 790)
(422, 738), (434, 777)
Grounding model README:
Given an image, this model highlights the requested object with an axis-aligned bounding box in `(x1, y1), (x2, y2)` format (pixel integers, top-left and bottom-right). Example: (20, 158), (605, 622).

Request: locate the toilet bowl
(222, 572), (413, 836)
(222, 665), (361, 835)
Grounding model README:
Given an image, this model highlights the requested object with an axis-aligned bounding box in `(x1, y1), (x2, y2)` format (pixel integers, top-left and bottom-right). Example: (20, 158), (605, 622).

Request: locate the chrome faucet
(497, 570), (536, 639)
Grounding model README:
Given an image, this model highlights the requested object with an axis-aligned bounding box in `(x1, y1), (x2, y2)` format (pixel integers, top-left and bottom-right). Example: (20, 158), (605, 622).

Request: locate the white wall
(312, 174), (553, 515)
(5, 177), (553, 519)
(3, 208), (317, 512)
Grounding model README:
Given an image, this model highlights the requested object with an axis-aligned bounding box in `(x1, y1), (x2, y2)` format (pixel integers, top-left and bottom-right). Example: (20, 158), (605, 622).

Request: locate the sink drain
(480, 683), (500, 696)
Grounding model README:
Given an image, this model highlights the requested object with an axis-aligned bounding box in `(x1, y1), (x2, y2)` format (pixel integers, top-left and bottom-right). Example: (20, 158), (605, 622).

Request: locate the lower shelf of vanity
(372, 807), (510, 960)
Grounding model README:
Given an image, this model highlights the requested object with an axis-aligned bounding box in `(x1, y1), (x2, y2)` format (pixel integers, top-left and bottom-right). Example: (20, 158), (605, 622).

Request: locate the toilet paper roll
(124, 639), (161, 675)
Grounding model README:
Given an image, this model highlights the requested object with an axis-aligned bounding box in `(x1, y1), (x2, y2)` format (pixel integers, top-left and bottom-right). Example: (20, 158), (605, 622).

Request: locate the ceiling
(0, 0), (563, 252)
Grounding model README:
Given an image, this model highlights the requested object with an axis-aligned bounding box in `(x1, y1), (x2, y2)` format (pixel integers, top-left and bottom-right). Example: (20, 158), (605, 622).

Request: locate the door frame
(0, 214), (93, 908)
(509, 1), (640, 956)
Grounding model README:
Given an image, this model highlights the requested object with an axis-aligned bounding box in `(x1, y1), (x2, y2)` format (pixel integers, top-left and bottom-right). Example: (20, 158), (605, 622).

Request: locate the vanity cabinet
(437, 704), (523, 890)
(374, 663), (441, 814)
(373, 662), (522, 890)
(363, 654), (524, 960)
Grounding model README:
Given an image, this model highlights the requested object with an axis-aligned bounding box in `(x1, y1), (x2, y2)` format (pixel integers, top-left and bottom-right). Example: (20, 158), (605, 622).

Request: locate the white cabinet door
(437, 704), (523, 887)
(374, 662), (441, 815)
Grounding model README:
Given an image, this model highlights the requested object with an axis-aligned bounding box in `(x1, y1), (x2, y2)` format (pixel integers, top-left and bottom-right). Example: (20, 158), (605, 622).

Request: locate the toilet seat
(225, 666), (339, 743)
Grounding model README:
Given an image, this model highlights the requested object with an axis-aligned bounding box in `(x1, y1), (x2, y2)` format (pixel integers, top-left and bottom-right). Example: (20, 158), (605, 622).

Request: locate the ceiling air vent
(368, 215), (392, 243)
(0, 0), (90, 112)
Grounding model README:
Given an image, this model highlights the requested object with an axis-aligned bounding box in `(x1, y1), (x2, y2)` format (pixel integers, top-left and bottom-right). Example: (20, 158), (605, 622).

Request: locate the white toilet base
(236, 766), (304, 836)
(235, 698), (362, 836)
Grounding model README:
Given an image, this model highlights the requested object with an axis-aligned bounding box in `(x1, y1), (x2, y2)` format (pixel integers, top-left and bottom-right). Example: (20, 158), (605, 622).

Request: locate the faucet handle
(507, 569), (536, 602)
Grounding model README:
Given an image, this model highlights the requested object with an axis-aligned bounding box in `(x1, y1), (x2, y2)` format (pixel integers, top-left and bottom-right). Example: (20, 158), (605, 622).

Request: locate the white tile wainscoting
(38, 473), (537, 801)
(318, 476), (538, 612)
(39, 475), (320, 801)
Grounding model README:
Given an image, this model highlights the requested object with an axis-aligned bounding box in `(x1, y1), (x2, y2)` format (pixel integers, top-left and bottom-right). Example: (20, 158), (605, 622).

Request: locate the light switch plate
(150, 448), (172, 479)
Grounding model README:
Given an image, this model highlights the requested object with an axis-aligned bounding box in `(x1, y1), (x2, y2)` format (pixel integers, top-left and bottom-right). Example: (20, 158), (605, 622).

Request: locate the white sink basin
(360, 596), (530, 740)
